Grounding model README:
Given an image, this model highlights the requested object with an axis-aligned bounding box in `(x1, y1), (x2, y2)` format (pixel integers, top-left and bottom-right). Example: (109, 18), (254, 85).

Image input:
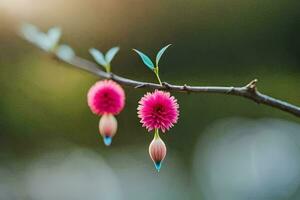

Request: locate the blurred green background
(0, 0), (300, 199)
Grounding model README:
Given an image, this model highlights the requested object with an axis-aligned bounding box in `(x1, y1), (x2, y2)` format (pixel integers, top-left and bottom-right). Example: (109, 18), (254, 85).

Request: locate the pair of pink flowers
(87, 44), (179, 171)
(87, 79), (179, 171)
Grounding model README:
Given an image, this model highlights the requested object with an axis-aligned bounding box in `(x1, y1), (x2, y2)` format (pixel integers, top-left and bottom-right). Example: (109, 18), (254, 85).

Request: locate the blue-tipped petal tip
(154, 161), (162, 172)
(103, 136), (112, 146)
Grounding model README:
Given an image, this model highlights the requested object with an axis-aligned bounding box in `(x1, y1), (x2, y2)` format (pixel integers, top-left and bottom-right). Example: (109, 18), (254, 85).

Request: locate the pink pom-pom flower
(149, 135), (167, 171)
(87, 80), (125, 115)
(137, 90), (179, 133)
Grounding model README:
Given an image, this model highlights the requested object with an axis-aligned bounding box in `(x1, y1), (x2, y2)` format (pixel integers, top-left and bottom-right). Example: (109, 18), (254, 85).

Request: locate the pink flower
(137, 90), (179, 133)
(99, 114), (117, 146)
(149, 136), (167, 171)
(87, 80), (125, 115)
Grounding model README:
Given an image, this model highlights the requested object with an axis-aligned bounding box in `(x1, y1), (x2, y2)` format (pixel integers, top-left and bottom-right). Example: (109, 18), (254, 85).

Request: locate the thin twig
(64, 55), (300, 118)
(24, 40), (300, 118)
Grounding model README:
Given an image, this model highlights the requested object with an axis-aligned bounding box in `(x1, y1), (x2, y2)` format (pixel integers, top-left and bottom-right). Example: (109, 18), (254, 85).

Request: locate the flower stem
(154, 128), (160, 139)
(154, 67), (162, 86)
(106, 64), (111, 73)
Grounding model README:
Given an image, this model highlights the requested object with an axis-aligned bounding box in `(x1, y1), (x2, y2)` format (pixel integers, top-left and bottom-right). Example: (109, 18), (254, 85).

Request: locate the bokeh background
(0, 0), (300, 199)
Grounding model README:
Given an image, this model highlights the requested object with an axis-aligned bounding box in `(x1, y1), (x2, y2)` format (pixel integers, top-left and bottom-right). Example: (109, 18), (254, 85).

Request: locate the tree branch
(62, 55), (300, 118)
(22, 39), (300, 118)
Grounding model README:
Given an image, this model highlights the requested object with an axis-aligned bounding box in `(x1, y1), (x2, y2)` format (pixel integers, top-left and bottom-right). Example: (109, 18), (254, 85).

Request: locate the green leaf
(20, 23), (40, 43)
(56, 44), (75, 62)
(105, 47), (120, 64)
(89, 48), (107, 67)
(47, 27), (61, 47)
(133, 49), (154, 70)
(156, 44), (171, 66)
(35, 32), (53, 51)
(20, 24), (62, 52)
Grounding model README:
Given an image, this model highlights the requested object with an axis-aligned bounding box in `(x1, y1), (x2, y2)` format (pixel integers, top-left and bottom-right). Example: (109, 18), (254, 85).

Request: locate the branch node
(108, 72), (114, 79)
(246, 79), (258, 92)
(183, 84), (191, 94)
(162, 82), (171, 90)
(134, 84), (146, 89)
(227, 86), (235, 94)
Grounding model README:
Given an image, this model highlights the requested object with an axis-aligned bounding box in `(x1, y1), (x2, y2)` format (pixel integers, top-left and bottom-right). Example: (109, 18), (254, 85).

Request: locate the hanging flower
(137, 90), (179, 133)
(99, 114), (118, 146)
(149, 135), (167, 171)
(87, 80), (125, 146)
(87, 80), (125, 115)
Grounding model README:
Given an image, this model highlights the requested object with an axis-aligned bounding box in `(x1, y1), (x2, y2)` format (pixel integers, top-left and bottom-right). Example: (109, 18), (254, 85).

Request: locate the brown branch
(62, 56), (300, 118)
(22, 38), (300, 118)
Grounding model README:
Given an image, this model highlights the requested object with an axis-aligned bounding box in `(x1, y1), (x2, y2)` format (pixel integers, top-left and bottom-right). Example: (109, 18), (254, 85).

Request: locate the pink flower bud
(149, 136), (167, 172)
(99, 114), (117, 146)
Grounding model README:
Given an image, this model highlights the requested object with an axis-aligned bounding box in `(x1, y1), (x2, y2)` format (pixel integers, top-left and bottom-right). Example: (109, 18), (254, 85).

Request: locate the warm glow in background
(0, 0), (300, 199)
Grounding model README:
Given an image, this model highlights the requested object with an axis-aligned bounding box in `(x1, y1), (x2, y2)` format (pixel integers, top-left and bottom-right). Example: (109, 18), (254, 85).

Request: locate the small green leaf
(56, 44), (75, 62)
(20, 23), (40, 43)
(35, 32), (53, 51)
(89, 48), (107, 67)
(156, 44), (171, 66)
(47, 27), (61, 47)
(105, 47), (120, 64)
(20, 24), (61, 52)
(133, 49), (154, 70)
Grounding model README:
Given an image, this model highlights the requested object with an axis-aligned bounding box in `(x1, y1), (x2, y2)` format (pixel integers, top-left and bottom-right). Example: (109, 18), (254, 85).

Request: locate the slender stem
(154, 67), (162, 86)
(67, 56), (300, 118)
(20, 36), (300, 118)
(154, 128), (160, 139)
(105, 64), (111, 73)
(155, 72), (162, 86)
